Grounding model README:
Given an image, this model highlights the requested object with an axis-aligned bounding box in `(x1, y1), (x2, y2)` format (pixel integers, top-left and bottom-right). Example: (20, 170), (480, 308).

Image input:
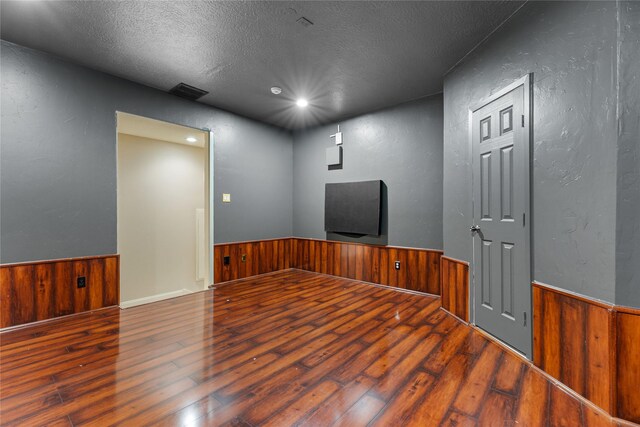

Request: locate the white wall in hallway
(118, 133), (205, 303)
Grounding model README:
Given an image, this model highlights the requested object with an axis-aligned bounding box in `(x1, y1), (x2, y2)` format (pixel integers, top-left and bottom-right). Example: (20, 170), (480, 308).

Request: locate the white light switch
(222, 193), (231, 203)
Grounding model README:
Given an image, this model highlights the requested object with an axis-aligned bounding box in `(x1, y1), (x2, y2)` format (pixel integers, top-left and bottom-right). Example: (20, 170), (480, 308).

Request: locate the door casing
(468, 74), (533, 358)
(115, 111), (215, 301)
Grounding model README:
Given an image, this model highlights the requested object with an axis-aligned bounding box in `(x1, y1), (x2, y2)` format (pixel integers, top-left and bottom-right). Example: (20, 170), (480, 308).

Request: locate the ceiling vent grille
(169, 83), (209, 101)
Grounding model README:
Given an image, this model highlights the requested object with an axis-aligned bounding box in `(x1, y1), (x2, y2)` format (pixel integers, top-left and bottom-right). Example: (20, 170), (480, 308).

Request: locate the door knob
(470, 225), (481, 233)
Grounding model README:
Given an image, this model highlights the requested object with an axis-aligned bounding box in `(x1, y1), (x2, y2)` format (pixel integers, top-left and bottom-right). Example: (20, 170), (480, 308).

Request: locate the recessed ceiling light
(296, 98), (308, 108)
(270, 86), (282, 95)
(186, 136), (197, 143)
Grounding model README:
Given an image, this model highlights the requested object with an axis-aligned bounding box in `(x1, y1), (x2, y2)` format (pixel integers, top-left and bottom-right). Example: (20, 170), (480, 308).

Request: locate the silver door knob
(470, 225), (481, 233)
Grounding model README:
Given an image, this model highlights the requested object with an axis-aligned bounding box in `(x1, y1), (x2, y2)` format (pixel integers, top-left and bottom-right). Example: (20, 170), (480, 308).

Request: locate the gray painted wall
(1, 41), (293, 263)
(615, 2), (640, 308)
(443, 1), (629, 304)
(293, 95), (443, 250)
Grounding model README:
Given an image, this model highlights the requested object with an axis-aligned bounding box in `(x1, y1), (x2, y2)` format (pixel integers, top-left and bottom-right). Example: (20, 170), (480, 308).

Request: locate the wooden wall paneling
(54, 261), (73, 317)
(344, 243), (354, 279)
(308, 239), (315, 272)
(339, 242), (348, 278)
(13, 265), (35, 326)
(442, 259), (459, 314)
(396, 248), (408, 290)
(214, 238), (293, 284)
(332, 241), (341, 277)
(258, 240), (272, 275)
(532, 285), (544, 373)
(315, 239), (323, 273)
(302, 239), (310, 271)
(104, 256), (119, 306)
(560, 297), (586, 396)
(88, 258), (104, 310)
(290, 238), (442, 296)
(293, 237), (301, 269)
(231, 244), (241, 281)
(0, 267), (12, 327)
(387, 248), (398, 287)
(586, 303), (615, 415)
(615, 309), (640, 423)
(441, 257), (450, 316)
(34, 263), (54, 322)
(416, 250), (427, 293)
(213, 244), (223, 283)
(72, 261), (88, 312)
(325, 242), (333, 274)
(222, 244), (231, 282)
(239, 242), (251, 278)
(289, 238), (298, 269)
(427, 252), (442, 295)
(281, 238), (290, 271)
(247, 241), (257, 277)
(379, 247), (389, 286)
(213, 237), (443, 297)
(73, 260), (88, 314)
(370, 246), (380, 284)
(455, 261), (468, 320)
(0, 255), (120, 329)
(532, 283), (615, 415)
(361, 245), (372, 283)
(440, 256), (469, 322)
(355, 244), (364, 281)
(405, 249), (417, 291)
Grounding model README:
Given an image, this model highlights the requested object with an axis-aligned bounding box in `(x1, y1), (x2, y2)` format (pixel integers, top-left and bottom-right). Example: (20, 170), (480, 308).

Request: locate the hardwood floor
(0, 270), (621, 426)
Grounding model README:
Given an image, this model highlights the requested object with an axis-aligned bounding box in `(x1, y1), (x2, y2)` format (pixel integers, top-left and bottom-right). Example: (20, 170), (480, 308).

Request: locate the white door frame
(207, 130), (214, 288)
(467, 73), (533, 357)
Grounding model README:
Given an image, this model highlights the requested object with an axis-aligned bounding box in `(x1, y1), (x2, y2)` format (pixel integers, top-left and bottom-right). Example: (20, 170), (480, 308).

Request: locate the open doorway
(116, 112), (211, 308)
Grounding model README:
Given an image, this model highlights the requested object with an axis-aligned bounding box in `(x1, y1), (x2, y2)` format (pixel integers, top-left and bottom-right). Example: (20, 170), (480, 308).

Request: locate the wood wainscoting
(615, 306), (640, 423)
(213, 238), (291, 284)
(290, 238), (442, 295)
(532, 283), (615, 414)
(0, 255), (120, 329)
(532, 282), (640, 424)
(214, 237), (442, 295)
(440, 256), (469, 322)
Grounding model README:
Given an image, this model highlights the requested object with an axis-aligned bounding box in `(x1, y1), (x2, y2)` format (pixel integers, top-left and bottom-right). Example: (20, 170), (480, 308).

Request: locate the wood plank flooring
(0, 269), (621, 426)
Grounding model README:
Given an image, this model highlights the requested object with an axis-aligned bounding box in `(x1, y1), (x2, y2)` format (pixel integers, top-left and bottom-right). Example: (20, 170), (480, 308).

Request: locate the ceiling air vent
(169, 83), (209, 101)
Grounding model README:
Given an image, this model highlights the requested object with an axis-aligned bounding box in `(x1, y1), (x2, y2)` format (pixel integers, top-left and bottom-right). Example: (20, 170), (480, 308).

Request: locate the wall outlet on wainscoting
(394, 261), (401, 270)
(77, 276), (86, 288)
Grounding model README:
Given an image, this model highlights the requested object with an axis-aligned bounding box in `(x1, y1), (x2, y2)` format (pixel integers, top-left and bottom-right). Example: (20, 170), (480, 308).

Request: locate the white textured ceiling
(0, 1), (524, 129)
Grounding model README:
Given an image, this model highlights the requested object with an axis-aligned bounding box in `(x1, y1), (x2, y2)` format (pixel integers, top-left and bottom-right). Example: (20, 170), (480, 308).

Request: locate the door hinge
(523, 213), (526, 226)
(524, 312), (527, 327)
(521, 115), (525, 127)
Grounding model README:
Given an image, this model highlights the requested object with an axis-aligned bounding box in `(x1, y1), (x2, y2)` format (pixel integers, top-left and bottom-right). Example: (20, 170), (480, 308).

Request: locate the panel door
(471, 82), (531, 357)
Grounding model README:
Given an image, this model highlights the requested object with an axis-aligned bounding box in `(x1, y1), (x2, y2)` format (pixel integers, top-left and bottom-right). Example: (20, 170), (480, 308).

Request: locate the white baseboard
(120, 289), (193, 309)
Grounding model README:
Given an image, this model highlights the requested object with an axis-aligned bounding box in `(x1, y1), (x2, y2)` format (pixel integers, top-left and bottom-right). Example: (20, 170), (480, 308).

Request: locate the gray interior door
(471, 78), (531, 358)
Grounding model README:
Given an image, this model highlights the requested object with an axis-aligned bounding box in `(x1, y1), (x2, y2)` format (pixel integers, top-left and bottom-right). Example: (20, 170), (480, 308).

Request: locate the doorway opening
(116, 112), (212, 308)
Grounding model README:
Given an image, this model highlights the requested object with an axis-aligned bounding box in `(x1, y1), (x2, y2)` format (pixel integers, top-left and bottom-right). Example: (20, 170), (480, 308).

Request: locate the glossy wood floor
(0, 269), (620, 426)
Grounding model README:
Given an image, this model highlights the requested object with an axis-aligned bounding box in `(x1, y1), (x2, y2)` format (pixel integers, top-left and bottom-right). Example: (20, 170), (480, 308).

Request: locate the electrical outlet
(394, 261), (401, 270)
(223, 256), (230, 266)
(77, 276), (86, 288)
(241, 254), (246, 263)
(222, 193), (231, 203)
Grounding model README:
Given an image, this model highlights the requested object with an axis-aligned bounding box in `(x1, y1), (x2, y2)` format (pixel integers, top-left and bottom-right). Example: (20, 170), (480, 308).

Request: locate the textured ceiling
(0, 1), (524, 129)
